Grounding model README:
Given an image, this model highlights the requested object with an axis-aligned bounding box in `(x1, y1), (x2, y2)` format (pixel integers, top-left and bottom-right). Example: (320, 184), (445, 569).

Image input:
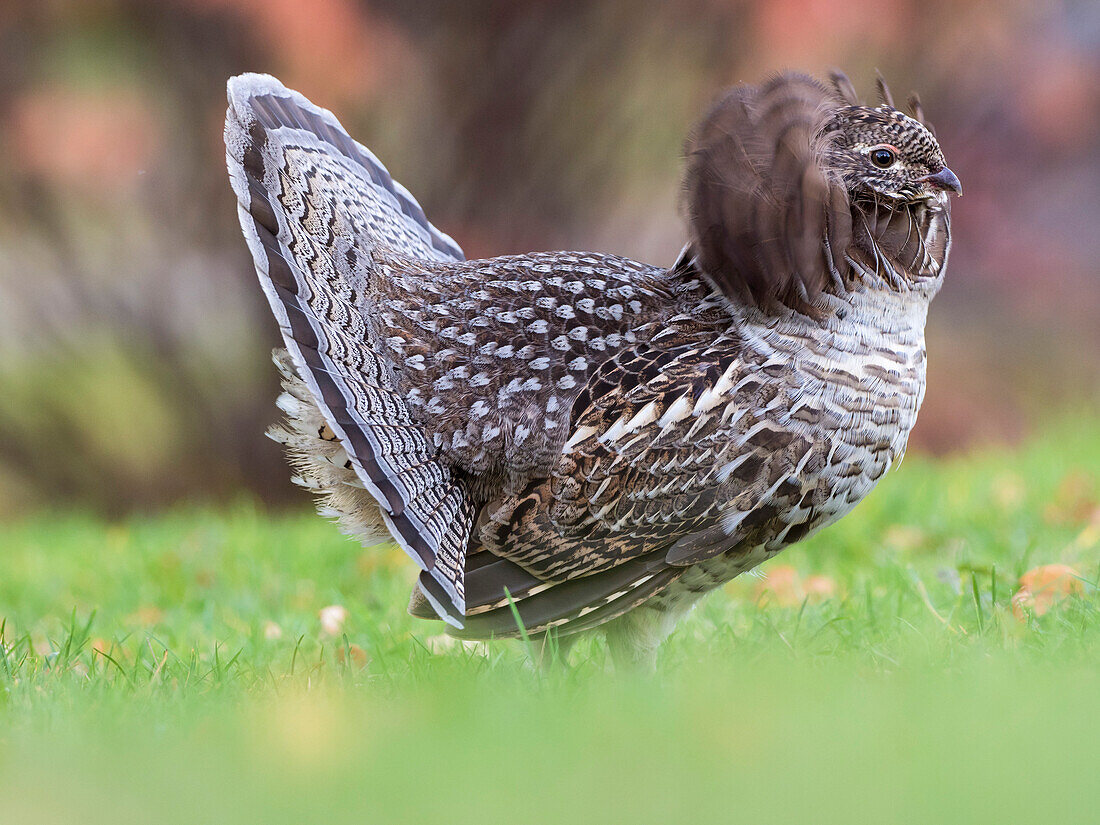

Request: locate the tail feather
(267, 349), (389, 542)
(426, 550), (682, 640)
(225, 73), (473, 621)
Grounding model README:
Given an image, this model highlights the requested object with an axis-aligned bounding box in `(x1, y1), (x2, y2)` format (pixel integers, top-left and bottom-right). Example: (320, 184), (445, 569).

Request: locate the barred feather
(225, 73), (473, 620)
(224, 71), (957, 657)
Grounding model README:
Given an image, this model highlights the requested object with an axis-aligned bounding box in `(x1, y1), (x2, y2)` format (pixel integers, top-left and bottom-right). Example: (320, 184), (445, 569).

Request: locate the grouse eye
(869, 147), (897, 168)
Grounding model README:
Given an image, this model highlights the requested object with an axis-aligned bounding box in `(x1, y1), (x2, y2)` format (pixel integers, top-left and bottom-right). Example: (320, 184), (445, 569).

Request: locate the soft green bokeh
(0, 416), (1098, 824)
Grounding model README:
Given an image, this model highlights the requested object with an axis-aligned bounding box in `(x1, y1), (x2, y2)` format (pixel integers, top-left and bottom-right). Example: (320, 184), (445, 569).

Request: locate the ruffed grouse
(224, 70), (959, 664)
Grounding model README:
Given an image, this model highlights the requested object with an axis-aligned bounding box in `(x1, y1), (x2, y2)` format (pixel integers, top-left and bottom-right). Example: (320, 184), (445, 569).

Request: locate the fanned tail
(224, 73), (474, 622)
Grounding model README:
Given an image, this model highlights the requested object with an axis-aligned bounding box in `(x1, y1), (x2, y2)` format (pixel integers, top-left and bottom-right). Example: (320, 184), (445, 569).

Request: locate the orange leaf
(754, 565), (802, 607)
(1012, 564), (1083, 619)
(335, 643), (368, 668)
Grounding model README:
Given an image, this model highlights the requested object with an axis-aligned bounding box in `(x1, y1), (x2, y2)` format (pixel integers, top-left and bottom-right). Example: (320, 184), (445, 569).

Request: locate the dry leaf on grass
(334, 643), (368, 668)
(1012, 564), (1084, 620)
(754, 565), (801, 606)
(754, 565), (838, 607)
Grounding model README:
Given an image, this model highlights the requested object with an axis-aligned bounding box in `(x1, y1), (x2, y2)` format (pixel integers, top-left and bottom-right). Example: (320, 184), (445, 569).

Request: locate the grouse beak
(919, 166), (962, 196)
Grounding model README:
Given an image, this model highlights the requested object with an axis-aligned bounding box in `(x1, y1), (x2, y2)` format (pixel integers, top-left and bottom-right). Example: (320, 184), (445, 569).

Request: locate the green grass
(1, 416), (1099, 824)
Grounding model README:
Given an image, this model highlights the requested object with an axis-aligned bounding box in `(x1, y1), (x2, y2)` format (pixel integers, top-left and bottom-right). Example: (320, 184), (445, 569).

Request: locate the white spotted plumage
(225, 70), (957, 664)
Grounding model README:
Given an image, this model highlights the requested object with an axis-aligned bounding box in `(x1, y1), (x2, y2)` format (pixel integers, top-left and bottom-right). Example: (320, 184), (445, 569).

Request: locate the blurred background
(0, 0), (1096, 516)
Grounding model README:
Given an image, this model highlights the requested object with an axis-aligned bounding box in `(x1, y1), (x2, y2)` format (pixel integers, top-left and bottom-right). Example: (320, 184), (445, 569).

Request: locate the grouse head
(824, 105), (960, 204)
(683, 70), (960, 316)
(823, 69), (960, 209)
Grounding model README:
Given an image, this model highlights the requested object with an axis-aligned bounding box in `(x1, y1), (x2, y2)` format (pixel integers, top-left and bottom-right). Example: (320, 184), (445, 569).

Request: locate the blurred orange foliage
(183, 0), (413, 103)
(10, 85), (161, 195)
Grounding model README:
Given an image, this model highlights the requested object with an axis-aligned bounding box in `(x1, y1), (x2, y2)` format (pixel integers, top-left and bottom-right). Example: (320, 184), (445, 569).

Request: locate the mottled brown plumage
(224, 70), (959, 665)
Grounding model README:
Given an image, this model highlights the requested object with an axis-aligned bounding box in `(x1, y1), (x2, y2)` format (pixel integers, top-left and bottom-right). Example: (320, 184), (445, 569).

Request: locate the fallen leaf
(1012, 564), (1083, 620)
(754, 564), (802, 607)
(335, 643), (369, 668)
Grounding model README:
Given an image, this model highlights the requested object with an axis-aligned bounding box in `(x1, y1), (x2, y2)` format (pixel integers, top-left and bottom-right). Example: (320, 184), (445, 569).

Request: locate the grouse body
(224, 71), (959, 663)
